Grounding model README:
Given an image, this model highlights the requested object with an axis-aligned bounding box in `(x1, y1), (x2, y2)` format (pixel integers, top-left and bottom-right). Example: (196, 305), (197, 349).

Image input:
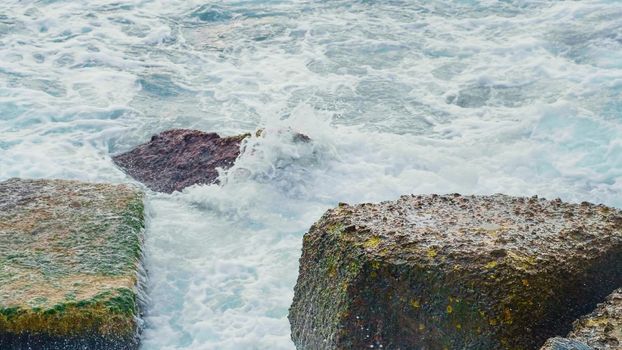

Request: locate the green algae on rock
(541, 288), (622, 350)
(0, 178), (145, 350)
(289, 194), (622, 350)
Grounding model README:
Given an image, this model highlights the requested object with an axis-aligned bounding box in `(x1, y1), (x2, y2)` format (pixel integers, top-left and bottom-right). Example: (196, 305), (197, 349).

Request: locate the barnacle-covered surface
(0, 178), (145, 349)
(541, 288), (622, 350)
(289, 194), (622, 350)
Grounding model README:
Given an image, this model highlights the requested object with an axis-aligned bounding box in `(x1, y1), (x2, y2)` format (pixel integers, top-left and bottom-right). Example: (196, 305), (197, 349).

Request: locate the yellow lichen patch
(505, 250), (537, 271)
(427, 248), (438, 259)
(583, 317), (611, 328)
(410, 299), (421, 309)
(418, 323), (425, 331)
(326, 223), (345, 236)
(363, 236), (381, 249)
(484, 261), (498, 269)
(446, 305), (453, 314)
(455, 323), (462, 330)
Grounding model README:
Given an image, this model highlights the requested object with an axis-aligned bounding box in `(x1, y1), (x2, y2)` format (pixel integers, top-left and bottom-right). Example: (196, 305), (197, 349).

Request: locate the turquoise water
(0, 1), (621, 349)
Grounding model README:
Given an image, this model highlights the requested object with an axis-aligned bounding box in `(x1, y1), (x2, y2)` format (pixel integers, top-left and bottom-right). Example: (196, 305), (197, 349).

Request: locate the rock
(541, 288), (622, 350)
(112, 128), (311, 193)
(540, 338), (594, 350)
(0, 178), (145, 350)
(289, 194), (622, 350)
(255, 128), (311, 143)
(112, 129), (250, 193)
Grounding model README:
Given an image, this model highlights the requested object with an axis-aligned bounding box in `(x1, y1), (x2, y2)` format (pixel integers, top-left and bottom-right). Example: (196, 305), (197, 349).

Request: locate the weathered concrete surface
(113, 129), (250, 193)
(0, 178), (145, 350)
(541, 288), (622, 350)
(289, 194), (622, 350)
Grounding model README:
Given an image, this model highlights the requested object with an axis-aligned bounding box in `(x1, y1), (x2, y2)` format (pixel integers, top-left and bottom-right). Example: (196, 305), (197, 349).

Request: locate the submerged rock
(113, 129), (250, 193)
(0, 178), (145, 350)
(289, 194), (622, 349)
(113, 128), (311, 193)
(254, 128), (311, 143)
(541, 288), (622, 350)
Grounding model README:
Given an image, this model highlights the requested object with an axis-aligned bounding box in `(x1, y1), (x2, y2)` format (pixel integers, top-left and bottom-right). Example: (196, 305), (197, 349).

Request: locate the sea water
(0, 0), (621, 349)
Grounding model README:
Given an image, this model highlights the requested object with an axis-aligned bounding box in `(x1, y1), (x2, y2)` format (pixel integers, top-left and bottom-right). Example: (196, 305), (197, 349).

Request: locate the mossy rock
(0, 178), (145, 349)
(541, 288), (621, 350)
(289, 194), (622, 349)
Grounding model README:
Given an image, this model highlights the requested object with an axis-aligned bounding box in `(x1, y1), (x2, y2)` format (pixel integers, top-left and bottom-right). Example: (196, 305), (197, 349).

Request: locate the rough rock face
(541, 288), (622, 350)
(289, 194), (622, 350)
(112, 129), (250, 193)
(0, 178), (145, 350)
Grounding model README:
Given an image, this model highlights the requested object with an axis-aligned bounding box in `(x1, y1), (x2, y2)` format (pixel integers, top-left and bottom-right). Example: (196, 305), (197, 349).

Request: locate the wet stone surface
(540, 338), (594, 350)
(112, 129), (250, 193)
(289, 194), (622, 350)
(541, 288), (622, 350)
(0, 178), (145, 350)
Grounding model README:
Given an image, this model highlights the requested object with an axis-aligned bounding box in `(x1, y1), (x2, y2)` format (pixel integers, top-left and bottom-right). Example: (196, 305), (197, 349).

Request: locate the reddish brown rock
(112, 129), (249, 193)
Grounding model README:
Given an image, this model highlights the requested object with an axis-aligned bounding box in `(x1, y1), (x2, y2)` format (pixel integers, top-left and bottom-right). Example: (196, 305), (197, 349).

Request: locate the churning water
(0, 0), (621, 349)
